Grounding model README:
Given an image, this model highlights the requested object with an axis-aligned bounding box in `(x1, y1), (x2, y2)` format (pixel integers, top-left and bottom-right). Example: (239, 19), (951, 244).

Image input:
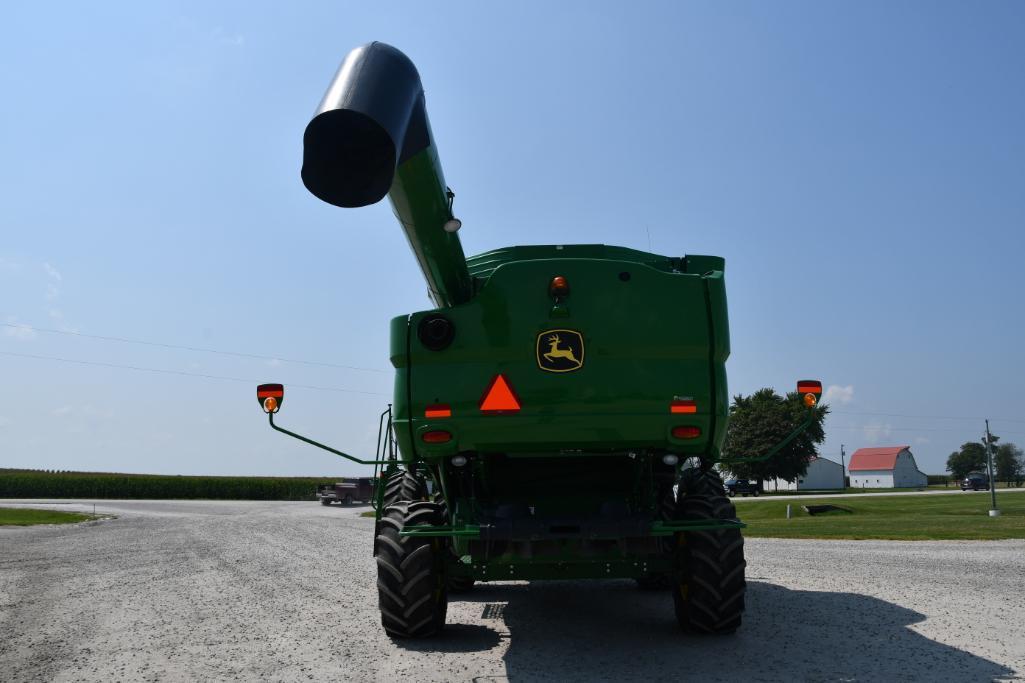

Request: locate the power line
(832, 409), (1025, 425)
(0, 322), (388, 373)
(0, 350), (389, 396)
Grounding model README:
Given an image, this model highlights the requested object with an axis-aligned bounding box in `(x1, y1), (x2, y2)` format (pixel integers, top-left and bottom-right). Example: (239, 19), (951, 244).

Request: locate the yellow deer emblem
(537, 330), (584, 372)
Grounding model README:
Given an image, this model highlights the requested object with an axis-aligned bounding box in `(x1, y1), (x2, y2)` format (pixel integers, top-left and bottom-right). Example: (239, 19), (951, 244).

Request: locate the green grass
(0, 507), (97, 526)
(735, 492), (1025, 540)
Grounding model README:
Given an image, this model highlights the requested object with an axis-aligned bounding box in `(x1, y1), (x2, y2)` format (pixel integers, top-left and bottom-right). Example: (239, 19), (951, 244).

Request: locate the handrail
(268, 412), (393, 466)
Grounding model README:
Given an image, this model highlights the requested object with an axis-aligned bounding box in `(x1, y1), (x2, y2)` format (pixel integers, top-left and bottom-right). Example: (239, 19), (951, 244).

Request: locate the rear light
(424, 404), (451, 418)
(549, 275), (570, 298)
(421, 430), (452, 444)
(670, 399), (697, 414)
(671, 426), (702, 440)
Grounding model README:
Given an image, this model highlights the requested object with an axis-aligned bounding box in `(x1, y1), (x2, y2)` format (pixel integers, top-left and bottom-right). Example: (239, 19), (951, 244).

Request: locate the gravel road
(2, 499), (1022, 682)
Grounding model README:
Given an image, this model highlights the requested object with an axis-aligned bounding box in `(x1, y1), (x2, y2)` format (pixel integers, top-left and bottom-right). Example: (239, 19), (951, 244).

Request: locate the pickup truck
(317, 478), (376, 506)
(723, 478), (762, 497)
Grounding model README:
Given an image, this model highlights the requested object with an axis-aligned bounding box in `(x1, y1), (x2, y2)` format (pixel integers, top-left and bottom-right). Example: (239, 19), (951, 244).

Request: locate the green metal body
(292, 42), (771, 584)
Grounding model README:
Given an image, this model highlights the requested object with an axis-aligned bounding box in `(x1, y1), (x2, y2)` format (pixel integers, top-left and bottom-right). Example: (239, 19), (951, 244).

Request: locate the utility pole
(840, 444), (847, 489)
(985, 419), (1000, 517)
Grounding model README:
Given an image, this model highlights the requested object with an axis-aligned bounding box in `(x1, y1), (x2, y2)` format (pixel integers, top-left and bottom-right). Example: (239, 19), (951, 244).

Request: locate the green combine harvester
(256, 42), (822, 638)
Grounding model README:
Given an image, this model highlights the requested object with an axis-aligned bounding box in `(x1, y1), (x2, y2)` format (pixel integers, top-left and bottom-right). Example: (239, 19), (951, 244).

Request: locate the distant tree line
(946, 433), (1024, 486)
(0, 469), (337, 500)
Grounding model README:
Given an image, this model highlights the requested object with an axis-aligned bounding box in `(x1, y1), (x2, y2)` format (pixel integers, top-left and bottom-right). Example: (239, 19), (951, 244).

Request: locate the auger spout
(301, 42), (472, 308)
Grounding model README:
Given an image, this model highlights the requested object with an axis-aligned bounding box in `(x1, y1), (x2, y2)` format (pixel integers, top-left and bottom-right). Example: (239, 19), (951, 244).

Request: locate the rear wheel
(375, 501), (448, 638)
(672, 468), (746, 635)
(344, 494), (354, 505)
(380, 470), (427, 509)
(320, 498), (332, 506)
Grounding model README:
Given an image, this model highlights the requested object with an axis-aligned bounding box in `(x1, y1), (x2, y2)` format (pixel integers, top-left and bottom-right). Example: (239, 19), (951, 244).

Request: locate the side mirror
(257, 384), (284, 413)
(797, 380), (822, 407)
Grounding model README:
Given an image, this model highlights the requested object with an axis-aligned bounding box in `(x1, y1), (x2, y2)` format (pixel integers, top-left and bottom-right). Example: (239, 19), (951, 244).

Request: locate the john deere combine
(257, 42), (821, 638)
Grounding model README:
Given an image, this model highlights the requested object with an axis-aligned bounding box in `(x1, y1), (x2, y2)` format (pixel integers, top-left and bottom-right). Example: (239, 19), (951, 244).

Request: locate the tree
(946, 442), (988, 481)
(994, 443), (1024, 486)
(722, 388), (829, 485)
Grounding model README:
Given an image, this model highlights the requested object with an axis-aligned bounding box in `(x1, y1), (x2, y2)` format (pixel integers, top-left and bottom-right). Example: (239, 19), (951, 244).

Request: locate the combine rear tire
(380, 470), (427, 509)
(375, 501), (448, 638)
(673, 468), (746, 635)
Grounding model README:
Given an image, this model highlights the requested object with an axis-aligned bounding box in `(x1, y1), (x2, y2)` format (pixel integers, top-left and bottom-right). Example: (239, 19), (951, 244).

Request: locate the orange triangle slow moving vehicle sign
(480, 374), (521, 414)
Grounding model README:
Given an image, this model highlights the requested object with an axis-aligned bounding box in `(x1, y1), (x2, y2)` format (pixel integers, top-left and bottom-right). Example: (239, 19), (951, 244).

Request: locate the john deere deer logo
(536, 329), (584, 373)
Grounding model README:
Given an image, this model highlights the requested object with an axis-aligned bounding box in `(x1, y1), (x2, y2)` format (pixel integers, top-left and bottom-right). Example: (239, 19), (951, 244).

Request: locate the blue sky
(2, 1), (1023, 477)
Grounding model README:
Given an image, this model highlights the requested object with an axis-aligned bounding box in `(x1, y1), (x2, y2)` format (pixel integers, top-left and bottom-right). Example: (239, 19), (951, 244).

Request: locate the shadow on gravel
(423, 580), (1013, 682)
(394, 623), (504, 654)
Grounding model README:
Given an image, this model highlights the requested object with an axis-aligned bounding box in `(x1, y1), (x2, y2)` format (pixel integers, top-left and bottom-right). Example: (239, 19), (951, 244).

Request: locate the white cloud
(863, 423), (894, 444)
(46, 283), (59, 300)
(52, 406), (74, 417)
(43, 262), (62, 281)
(824, 384), (854, 405)
(914, 436), (930, 445)
(212, 28), (244, 46)
(3, 316), (37, 341)
(266, 358), (282, 368)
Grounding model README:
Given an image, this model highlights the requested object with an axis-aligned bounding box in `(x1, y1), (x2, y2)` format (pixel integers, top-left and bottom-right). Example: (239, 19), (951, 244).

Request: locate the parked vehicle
(961, 473), (990, 491)
(317, 478), (375, 505)
(723, 478), (761, 497)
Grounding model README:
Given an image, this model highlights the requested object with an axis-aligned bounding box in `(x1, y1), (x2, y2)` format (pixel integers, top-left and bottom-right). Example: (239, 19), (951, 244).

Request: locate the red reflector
(670, 400), (697, 414)
(421, 430), (452, 444)
(480, 374), (521, 413)
(672, 426), (702, 440)
(424, 404), (452, 418)
(797, 380), (822, 395)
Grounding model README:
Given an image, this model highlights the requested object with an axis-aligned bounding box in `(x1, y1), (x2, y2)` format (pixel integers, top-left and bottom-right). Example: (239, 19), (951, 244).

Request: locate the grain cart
(256, 42), (823, 638)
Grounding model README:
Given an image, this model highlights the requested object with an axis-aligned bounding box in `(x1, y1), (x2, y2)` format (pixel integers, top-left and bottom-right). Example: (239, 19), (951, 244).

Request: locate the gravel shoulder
(1, 499), (1022, 682)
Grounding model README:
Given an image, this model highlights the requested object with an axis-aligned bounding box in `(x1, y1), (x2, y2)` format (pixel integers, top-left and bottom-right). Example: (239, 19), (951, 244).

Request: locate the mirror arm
(268, 412), (393, 466)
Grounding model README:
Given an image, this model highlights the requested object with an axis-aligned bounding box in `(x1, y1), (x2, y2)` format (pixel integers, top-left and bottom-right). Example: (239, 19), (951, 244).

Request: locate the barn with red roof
(848, 445), (928, 488)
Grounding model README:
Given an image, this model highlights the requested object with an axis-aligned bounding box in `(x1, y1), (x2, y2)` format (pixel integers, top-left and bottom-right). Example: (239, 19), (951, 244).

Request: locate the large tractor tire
(374, 501), (449, 638)
(380, 470), (427, 509)
(672, 468), (746, 634)
(636, 487), (677, 590)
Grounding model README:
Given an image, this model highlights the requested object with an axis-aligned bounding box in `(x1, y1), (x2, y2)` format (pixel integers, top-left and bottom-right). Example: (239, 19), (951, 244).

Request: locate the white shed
(763, 456), (845, 491)
(848, 446), (928, 488)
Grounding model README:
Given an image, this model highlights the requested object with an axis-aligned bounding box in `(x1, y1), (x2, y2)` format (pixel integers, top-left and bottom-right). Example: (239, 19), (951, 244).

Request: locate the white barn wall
(893, 450), (928, 487)
(851, 471), (894, 488)
(762, 457), (845, 491)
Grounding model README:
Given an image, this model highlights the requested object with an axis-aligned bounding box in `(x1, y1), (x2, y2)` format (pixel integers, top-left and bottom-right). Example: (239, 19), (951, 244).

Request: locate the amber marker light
(670, 399), (697, 414)
(422, 430), (452, 444)
(803, 393), (818, 407)
(672, 426), (702, 439)
(425, 404), (452, 418)
(257, 383), (284, 413)
(549, 275), (570, 297)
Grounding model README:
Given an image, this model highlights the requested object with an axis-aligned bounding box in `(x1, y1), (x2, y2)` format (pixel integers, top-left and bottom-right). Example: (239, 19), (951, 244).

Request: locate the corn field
(0, 469), (334, 500)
